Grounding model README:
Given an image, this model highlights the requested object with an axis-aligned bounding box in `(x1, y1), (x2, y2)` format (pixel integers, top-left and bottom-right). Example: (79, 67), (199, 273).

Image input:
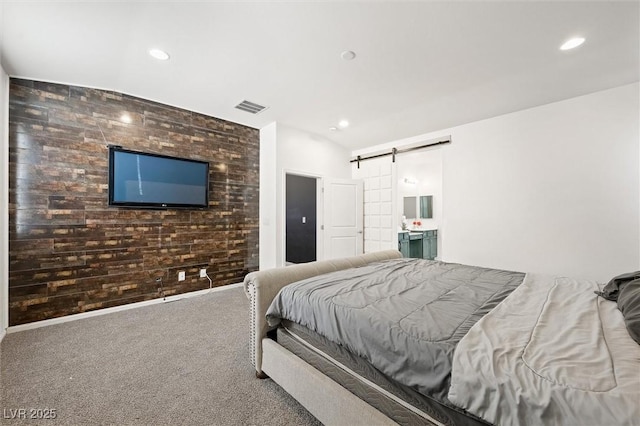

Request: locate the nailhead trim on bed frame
(247, 282), (257, 368)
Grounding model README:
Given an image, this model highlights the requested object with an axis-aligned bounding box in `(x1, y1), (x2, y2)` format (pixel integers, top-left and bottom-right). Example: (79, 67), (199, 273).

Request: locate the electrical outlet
(178, 271), (185, 281)
(200, 268), (207, 278)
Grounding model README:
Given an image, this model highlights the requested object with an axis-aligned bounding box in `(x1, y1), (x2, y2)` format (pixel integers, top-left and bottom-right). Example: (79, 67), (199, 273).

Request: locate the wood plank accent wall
(8, 79), (260, 326)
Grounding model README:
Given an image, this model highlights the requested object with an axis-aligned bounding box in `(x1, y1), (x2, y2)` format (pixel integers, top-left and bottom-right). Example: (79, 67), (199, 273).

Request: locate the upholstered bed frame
(243, 250), (403, 425)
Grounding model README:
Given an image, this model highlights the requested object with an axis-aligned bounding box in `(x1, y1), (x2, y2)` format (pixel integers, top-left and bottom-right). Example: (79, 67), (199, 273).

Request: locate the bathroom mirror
(419, 195), (433, 219)
(403, 196), (417, 218)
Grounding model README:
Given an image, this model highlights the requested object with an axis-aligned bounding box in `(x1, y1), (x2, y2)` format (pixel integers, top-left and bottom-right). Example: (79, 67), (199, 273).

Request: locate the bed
(243, 250), (640, 426)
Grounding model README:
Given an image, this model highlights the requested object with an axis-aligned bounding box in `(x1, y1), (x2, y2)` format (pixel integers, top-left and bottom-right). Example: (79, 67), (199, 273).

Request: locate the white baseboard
(0, 328), (6, 344)
(6, 283), (243, 334)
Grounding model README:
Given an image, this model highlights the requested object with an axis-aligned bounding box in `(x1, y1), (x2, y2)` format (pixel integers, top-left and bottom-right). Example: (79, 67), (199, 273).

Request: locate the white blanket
(448, 273), (640, 426)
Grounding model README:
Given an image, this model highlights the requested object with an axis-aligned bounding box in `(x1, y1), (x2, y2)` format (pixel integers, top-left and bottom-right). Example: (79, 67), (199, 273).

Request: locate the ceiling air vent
(235, 100), (268, 114)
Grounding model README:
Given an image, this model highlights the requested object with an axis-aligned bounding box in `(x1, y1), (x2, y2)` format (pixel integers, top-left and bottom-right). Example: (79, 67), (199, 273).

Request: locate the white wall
(259, 122), (277, 271)
(259, 123), (351, 269)
(354, 83), (639, 282)
(1, 64), (9, 339)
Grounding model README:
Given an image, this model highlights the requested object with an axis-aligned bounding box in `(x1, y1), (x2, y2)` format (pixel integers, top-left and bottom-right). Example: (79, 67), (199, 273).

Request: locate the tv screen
(108, 147), (209, 209)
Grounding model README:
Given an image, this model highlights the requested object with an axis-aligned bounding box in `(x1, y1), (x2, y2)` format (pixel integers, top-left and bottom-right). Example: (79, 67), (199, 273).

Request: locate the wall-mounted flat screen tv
(108, 147), (209, 209)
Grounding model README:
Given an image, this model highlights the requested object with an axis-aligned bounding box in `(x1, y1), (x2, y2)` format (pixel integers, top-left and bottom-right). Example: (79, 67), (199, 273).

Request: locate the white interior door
(323, 178), (363, 259)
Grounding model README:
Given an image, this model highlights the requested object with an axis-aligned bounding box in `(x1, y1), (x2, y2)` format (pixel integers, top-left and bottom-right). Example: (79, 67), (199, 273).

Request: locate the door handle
(357, 231), (363, 234)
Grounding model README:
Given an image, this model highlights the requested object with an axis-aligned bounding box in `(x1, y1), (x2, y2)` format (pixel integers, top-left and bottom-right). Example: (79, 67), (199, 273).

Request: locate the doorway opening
(285, 174), (317, 264)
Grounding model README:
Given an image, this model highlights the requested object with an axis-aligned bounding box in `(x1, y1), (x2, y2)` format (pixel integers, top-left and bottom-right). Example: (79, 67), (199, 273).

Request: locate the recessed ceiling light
(120, 114), (132, 124)
(560, 37), (585, 51)
(338, 120), (349, 128)
(341, 50), (356, 61)
(329, 126), (338, 131)
(149, 48), (170, 60)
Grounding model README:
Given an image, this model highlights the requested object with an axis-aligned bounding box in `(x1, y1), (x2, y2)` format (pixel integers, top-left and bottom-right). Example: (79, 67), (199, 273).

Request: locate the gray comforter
(266, 258), (524, 402)
(449, 273), (640, 425)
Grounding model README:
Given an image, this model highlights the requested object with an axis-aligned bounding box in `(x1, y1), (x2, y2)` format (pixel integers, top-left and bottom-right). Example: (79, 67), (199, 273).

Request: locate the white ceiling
(0, 1), (638, 151)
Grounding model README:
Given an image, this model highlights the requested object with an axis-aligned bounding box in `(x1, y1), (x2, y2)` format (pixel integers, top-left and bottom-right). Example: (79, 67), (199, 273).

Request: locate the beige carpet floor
(0, 286), (321, 425)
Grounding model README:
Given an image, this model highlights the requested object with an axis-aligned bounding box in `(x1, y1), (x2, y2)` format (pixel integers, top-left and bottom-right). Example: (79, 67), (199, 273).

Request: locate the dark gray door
(286, 174), (317, 263)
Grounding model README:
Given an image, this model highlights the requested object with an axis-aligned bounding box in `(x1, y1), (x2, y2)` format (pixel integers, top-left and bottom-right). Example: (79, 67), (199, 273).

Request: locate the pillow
(617, 278), (640, 345)
(596, 270), (640, 301)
